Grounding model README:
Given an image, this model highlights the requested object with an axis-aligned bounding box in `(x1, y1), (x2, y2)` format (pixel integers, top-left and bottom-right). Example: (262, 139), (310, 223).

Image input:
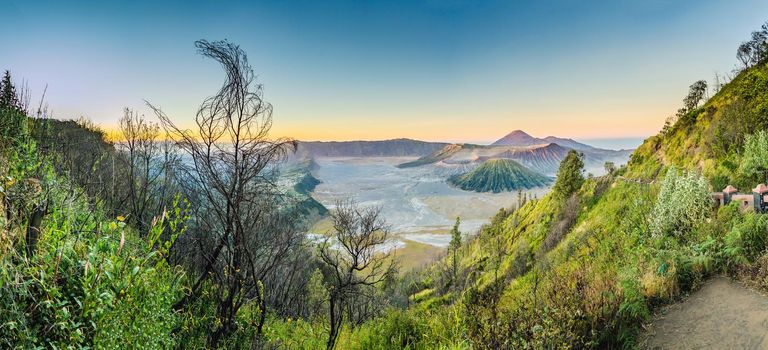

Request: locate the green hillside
(448, 159), (552, 193)
(627, 61), (768, 190)
(299, 30), (768, 349)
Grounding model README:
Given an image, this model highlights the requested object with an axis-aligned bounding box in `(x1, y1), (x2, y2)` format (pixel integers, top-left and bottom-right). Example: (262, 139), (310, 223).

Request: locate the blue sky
(1, 0), (767, 148)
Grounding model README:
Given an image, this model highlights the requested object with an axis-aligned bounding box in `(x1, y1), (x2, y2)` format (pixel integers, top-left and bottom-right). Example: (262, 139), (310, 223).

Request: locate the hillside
(627, 61), (768, 189)
(317, 54), (768, 350)
(280, 159), (329, 218)
(448, 159), (552, 193)
(296, 138), (449, 157)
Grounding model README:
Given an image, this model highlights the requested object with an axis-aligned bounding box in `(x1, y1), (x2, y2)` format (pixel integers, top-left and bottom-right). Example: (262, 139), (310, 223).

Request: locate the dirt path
(641, 277), (768, 349)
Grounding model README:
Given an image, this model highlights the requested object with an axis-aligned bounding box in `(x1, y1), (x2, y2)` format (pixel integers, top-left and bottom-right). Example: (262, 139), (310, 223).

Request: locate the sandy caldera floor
(641, 276), (768, 349)
(308, 157), (549, 272)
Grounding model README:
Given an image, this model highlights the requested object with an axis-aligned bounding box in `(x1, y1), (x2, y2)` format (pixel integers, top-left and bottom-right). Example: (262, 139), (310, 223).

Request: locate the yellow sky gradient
(100, 101), (671, 144)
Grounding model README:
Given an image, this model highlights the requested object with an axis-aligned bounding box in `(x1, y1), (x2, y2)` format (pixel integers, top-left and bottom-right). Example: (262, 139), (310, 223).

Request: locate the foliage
(739, 130), (768, 183)
(0, 70), (21, 111)
(0, 142), (187, 349)
(551, 150), (584, 199)
(449, 217), (461, 287)
(0, 71), (28, 150)
(683, 80), (708, 112)
(650, 168), (712, 238)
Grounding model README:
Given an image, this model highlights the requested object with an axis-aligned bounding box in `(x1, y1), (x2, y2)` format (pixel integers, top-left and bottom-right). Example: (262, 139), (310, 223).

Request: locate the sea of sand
(309, 157), (549, 269)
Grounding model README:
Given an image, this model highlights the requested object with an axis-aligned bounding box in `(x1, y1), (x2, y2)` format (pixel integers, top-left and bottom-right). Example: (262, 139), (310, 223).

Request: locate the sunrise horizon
(4, 0), (768, 146)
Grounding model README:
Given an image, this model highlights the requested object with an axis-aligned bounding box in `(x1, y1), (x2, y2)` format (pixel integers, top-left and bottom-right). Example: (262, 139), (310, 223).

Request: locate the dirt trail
(642, 277), (768, 349)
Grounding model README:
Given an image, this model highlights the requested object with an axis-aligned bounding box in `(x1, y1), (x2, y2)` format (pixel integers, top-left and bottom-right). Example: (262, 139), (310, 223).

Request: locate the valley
(305, 157), (549, 270)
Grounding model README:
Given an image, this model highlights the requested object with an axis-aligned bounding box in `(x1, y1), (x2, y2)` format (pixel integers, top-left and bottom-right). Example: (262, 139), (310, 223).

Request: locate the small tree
(319, 200), (396, 350)
(449, 217), (461, 286)
(736, 22), (768, 68)
(750, 24), (768, 64)
(552, 150), (584, 200)
(683, 80), (708, 112)
(604, 161), (616, 176)
(738, 42), (754, 68)
(0, 70), (20, 111)
(650, 168), (711, 238)
(0, 71), (27, 149)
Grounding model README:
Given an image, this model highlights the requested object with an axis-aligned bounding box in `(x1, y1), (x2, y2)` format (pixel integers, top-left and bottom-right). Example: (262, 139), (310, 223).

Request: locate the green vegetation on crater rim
(448, 158), (552, 192)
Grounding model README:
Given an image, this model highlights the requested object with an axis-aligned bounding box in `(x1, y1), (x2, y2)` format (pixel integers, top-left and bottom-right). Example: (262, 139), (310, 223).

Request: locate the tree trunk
(25, 203), (45, 257)
(327, 295), (343, 350)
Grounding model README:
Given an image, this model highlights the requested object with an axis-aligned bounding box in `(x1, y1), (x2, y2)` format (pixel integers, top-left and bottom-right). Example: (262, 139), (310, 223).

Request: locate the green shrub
(650, 168), (712, 239)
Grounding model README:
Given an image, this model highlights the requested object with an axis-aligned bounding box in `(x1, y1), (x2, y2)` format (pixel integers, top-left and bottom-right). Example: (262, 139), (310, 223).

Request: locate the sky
(1, 0), (767, 149)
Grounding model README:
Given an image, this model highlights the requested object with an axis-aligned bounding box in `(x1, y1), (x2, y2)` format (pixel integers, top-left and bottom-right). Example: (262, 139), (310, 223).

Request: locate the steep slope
(296, 138), (449, 157)
(448, 159), (552, 193)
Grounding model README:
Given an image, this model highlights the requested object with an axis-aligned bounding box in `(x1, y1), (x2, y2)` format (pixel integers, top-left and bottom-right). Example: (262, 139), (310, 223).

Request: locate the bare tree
(118, 108), (169, 233)
(318, 200), (397, 350)
(147, 40), (298, 347)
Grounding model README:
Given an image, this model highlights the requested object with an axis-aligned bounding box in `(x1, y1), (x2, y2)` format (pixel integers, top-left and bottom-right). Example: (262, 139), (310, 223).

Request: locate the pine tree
(0, 70), (20, 111)
(0, 70), (28, 148)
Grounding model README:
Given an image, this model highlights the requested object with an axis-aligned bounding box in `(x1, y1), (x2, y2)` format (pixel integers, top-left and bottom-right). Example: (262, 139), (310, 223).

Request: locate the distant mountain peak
(491, 130), (539, 146)
(491, 130), (598, 151)
(507, 129), (532, 136)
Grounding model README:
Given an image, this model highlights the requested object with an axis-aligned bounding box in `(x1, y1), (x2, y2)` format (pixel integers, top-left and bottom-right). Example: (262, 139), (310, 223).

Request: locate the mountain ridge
(298, 131), (630, 159)
(399, 142), (631, 176)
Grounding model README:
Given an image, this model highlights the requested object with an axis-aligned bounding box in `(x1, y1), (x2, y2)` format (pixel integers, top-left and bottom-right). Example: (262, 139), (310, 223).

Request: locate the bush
(724, 212), (768, 263)
(650, 168), (712, 238)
